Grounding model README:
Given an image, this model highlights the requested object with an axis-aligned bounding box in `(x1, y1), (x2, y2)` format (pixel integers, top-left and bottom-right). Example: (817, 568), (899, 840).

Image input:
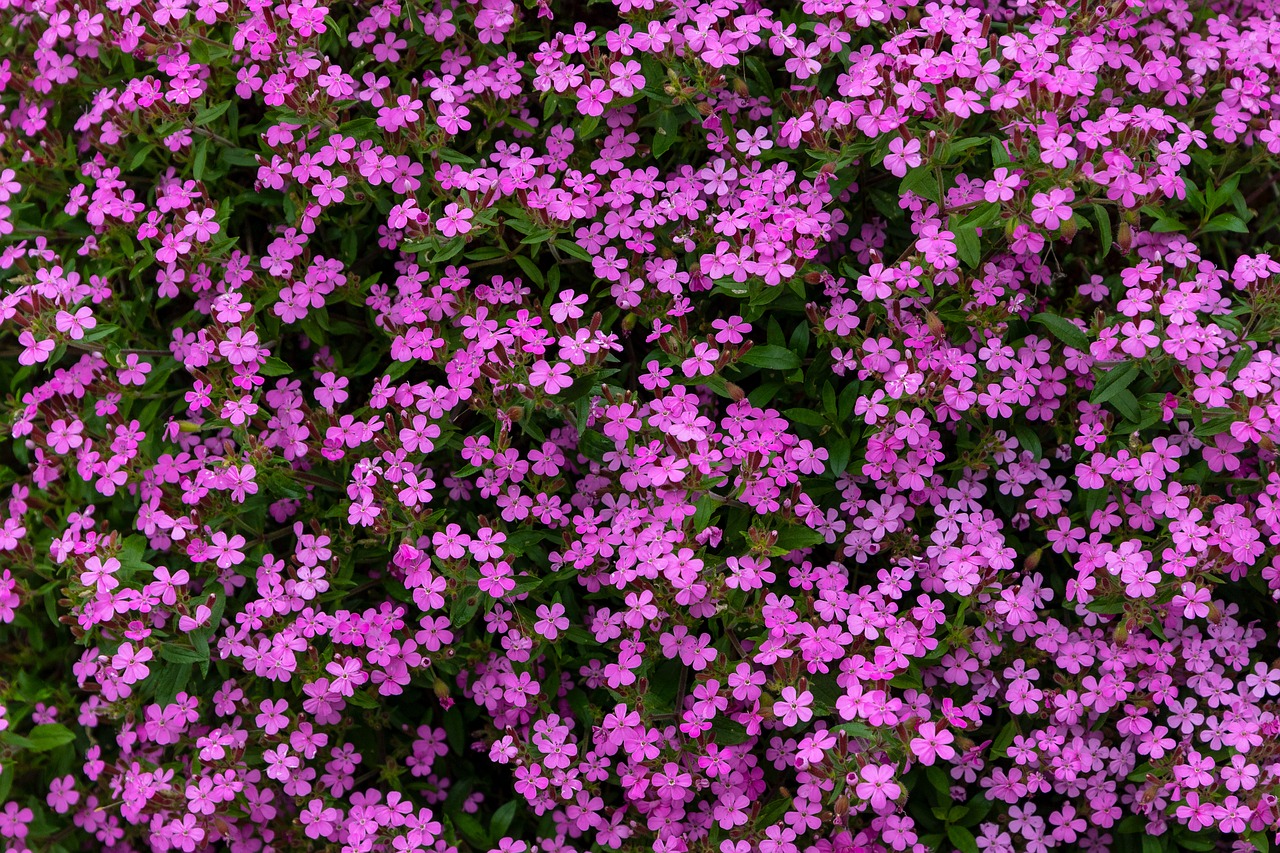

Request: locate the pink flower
(80, 556), (120, 591)
(47, 418), (84, 454)
(1173, 582), (1211, 619)
(884, 137), (922, 177)
(534, 603), (570, 640)
(773, 686), (814, 727)
(17, 331), (55, 366)
(46, 775), (80, 814)
(55, 306), (96, 340)
(855, 763), (901, 811)
(111, 641), (153, 684)
(205, 531), (246, 569)
(529, 359), (572, 394)
(436, 203), (474, 238)
(1030, 187), (1075, 230)
(116, 353), (152, 386)
(909, 721), (956, 765)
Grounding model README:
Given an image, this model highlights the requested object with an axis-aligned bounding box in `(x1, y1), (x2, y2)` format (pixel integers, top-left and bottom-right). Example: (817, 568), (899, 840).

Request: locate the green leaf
(1086, 597), (1126, 615)
(990, 719), (1018, 757)
(1201, 213), (1248, 234)
(193, 138), (210, 181)
(151, 661), (192, 706)
(219, 147), (260, 167)
(345, 690), (378, 709)
(691, 495), (717, 531)
(27, 723), (76, 752)
(829, 720), (875, 739)
(899, 166), (938, 203)
(825, 435), (851, 477)
(1207, 173), (1242, 213)
(740, 345), (801, 371)
(514, 254), (544, 286)
(491, 800), (518, 840)
(82, 323), (120, 343)
(925, 766), (952, 798)
(951, 220), (982, 268)
(1111, 388), (1141, 422)
(451, 811), (490, 848)
(450, 592), (482, 628)
(1195, 414), (1238, 437)
(1091, 204), (1113, 255)
(947, 825), (979, 853)
(443, 707), (465, 754)
(117, 535), (153, 577)
(942, 136), (988, 161)
(707, 715), (750, 744)
(0, 732), (36, 750)
(1149, 216), (1185, 233)
(189, 38), (211, 64)
(433, 237), (466, 264)
(259, 356), (292, 376)
(554, 240), (592, 263)
(129, 144), (155, 171)
(160, 644), (209, 665)
(890, 667), (923, 689)
(652, 109), (682, 158)
(1031, 313), (1089, 351)
(1090, 361), (1140, 405)
(194, 100), (232, 126)
(772, 526), (826, 553)
(783, 407), (827, 427)
(1013, 422), (1042, 460)
(960, 201), (1002, 231)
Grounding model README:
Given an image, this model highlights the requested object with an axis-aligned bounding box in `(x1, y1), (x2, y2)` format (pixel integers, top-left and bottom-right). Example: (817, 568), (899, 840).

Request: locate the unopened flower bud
(926, 310), (946, 339)
(1118, 220), (1133, 252)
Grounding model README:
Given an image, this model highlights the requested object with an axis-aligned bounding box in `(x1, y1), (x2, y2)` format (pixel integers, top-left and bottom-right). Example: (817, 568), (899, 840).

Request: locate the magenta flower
(854, 764), (901, 811)
(1030, 187), (1075, 230)
(528, 359), (572, 394)
(772, 686), (814, 727)
(909, 721), (956, 765)
(436, 203), (474, 238)
(883, 137), (922, 178)
(111, 642), (153, 684)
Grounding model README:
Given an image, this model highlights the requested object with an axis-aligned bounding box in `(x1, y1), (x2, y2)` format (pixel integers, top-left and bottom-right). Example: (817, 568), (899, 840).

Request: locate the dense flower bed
(3, 0), (1280, 850)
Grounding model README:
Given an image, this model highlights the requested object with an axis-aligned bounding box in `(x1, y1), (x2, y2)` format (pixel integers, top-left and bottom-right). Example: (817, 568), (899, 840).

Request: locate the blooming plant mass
(4, 0), (1280, 849)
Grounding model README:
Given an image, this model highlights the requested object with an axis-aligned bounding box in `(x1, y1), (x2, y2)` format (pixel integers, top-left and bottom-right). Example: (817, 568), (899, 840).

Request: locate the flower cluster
(2, 0), (1280, 851)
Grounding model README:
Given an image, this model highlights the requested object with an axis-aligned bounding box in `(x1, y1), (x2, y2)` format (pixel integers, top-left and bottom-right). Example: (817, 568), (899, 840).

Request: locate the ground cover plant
(3, 0), (1280, 850)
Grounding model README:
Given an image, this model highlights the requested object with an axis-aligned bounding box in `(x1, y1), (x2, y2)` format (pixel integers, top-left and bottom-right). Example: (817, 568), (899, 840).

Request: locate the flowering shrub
(5, 0), (1280, 850)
